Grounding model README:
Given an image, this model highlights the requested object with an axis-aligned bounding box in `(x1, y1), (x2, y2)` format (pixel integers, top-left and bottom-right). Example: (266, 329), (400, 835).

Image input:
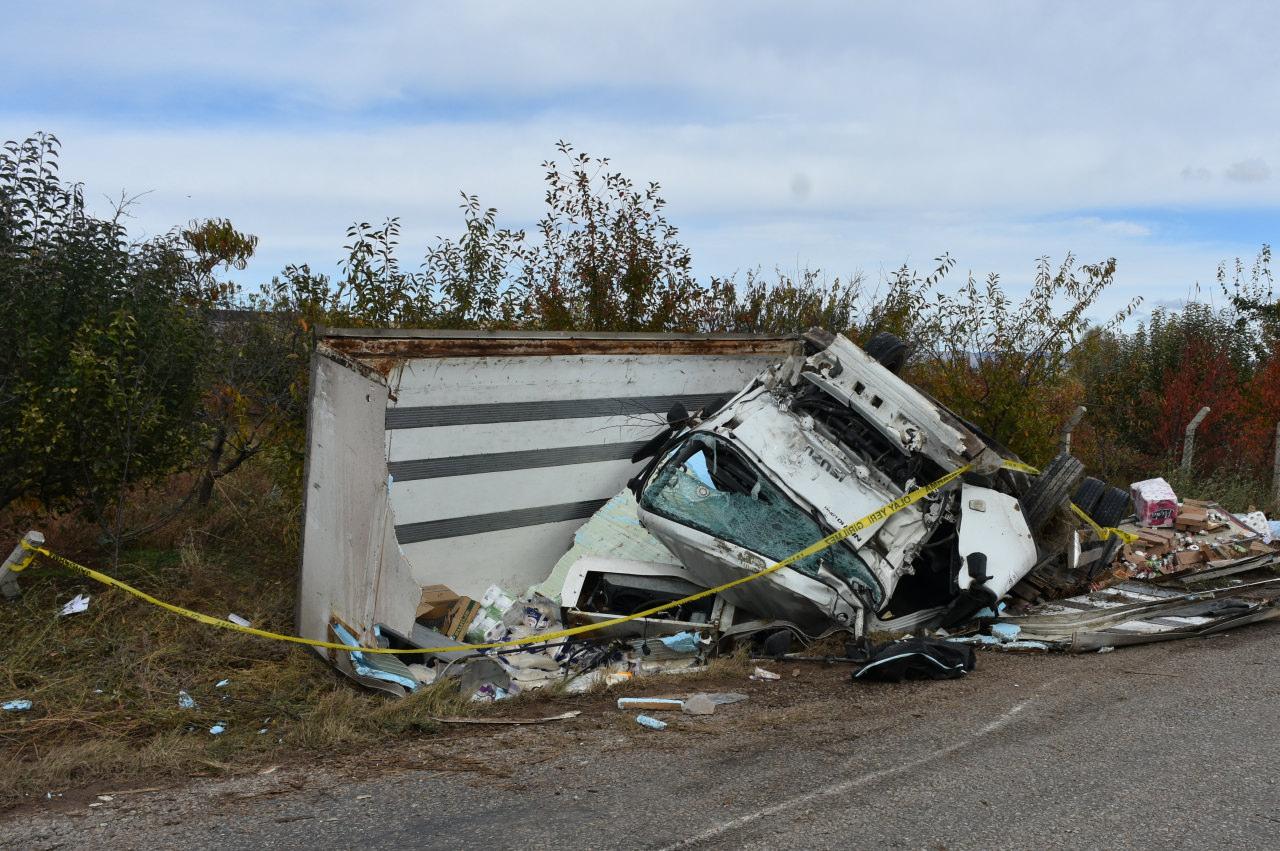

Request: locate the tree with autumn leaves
(1069, 247), (1279, 506)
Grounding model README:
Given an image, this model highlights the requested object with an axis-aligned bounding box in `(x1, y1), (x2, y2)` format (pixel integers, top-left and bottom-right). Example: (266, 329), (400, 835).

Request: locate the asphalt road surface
(7, 624), (1280, 850)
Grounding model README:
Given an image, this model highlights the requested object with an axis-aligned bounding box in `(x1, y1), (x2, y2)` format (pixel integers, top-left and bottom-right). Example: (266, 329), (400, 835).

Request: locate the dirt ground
(7, 624), (1280, 849)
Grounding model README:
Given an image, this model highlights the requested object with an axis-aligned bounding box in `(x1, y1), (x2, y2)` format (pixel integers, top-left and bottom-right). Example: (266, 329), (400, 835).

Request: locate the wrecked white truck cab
(632, 331), (1044, 635)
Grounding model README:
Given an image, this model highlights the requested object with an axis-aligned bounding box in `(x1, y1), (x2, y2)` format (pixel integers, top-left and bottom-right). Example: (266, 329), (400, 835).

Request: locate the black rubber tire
(1021, 453), (1085, 533)
(1090, 486), (1132, 528)
(864, 332), (910, 374)
(1072, 477), (1106, 515)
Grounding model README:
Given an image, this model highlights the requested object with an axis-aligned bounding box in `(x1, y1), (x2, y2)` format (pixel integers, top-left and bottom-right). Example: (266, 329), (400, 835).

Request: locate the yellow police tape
(16, 456), (1121, 656)
(986, 458), (1137, 544)
(1070, 502), (1140, 545)
(998, 458), (1042, 476)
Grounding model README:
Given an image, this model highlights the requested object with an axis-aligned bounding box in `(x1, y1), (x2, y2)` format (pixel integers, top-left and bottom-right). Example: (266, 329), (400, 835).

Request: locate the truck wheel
(1021, 454), (1085, 533)
(1072, 477), (1106, 515)
(1090, 486), (1132, 528)
(864, 332), (910, 374)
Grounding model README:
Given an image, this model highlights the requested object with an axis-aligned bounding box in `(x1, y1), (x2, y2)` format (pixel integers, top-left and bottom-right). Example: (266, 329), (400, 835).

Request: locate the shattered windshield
(639, 433), (883, 607)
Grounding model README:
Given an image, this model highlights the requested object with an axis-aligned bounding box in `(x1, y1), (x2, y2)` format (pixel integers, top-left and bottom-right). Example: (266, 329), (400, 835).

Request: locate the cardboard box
(442, 597), (482, 641)
(1136, 529), (1175, 557)
(1175, 505), (1209, 531)
(1131, 478), (1179, 528)
(416, 584), (459, 623)
(1174, 549), (1207, 566)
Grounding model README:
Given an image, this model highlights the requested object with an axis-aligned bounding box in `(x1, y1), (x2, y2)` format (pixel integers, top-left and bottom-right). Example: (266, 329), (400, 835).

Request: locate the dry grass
(0, 466), (762, 809)
(1164, 467), (1276, 515)
(0, 469), (496, 808)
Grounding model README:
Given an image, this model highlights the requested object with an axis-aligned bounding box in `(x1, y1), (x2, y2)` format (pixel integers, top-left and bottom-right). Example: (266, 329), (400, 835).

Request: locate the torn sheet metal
(331, 623), (418, 693)
(560, 555), (733, 641)
(1169, 553), (1280, 586)
(993, 579), (1280, 652)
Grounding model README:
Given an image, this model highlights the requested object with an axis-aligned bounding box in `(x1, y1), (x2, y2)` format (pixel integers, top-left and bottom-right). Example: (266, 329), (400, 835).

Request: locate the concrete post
(1058, 405), (1087, 456)
(1272, 420), (1280, 513)
(1181, 406), (1211, 474)
(0, 530), (44, 600)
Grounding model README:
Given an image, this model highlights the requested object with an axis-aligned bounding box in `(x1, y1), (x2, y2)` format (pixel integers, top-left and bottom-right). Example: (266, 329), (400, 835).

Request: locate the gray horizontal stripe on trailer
(385, 392), (732, 429)
(395, 498), (610, 544)
(388, 440), (652, 482)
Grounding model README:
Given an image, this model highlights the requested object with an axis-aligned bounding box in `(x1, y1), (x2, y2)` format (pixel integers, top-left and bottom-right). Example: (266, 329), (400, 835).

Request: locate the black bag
(852, 637), (976, 682)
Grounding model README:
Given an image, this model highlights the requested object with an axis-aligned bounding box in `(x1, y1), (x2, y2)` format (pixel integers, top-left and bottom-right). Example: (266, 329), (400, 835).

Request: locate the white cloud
(1225, 158), (1272, 183)
(0, 2), (1275, 326)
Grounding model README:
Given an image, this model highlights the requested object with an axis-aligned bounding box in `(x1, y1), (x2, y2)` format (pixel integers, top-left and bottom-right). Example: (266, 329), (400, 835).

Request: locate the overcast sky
(3, 1), (1276, 321)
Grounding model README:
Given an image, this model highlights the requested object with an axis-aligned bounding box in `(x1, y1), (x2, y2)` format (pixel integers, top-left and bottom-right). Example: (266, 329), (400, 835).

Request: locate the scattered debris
(332, 622), (417, 693)
(659, 631), (702, 654)
(617, 697), (683, 711)
(749, 666), (781, 681)
(208, 724), (226, 735)
(177, 691), (197, 710)
(635, 714), (668, 730)
(430, 711), (582, 725)
(214, 679), (230, 688)
(226, 613), (251, 628)
(946, 635), (1051, 652)
(992, 580), (1280, 652)
(58, 593), (90, 617)
(990, 623), (1022, 642)
(682, 693), (716, 716)
(407, 663), (437, 686)
(2, 699), (32, 711)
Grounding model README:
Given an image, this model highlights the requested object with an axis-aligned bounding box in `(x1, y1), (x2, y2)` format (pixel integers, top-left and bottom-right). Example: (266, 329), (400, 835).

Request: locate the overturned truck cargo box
(296, 329), (800, 688)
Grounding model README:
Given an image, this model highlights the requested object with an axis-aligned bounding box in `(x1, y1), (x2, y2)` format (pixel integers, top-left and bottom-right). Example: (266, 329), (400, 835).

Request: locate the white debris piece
(58, 593), (90, 617)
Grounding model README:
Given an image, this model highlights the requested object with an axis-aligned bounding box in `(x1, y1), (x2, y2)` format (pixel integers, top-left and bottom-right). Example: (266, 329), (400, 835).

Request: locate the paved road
(8, 624), (1280, 849)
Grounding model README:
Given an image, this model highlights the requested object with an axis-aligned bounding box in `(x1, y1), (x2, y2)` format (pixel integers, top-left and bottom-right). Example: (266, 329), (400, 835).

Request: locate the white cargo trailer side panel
(298, 331), (799, 648)
(296, 349), (418, 656)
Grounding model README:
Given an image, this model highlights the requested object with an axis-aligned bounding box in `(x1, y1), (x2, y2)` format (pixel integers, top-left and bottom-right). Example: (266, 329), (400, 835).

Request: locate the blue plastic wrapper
(635, 714), (668, 730)
(659, 631), (700, 654)
(991, 622), (1022, 642)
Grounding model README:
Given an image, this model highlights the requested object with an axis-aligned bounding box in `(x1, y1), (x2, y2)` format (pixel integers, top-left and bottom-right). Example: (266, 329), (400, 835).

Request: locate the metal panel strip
(388, 441), (651, 482)
(395, 499), (610, 544)
(386, 392), (730, 429)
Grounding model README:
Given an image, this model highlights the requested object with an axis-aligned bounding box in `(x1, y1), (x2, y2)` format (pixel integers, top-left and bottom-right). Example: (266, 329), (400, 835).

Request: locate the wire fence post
(1181, 406), (1211, 474)
(1272, 420), (1280, 513)
(1058, 405), (1087, 456)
